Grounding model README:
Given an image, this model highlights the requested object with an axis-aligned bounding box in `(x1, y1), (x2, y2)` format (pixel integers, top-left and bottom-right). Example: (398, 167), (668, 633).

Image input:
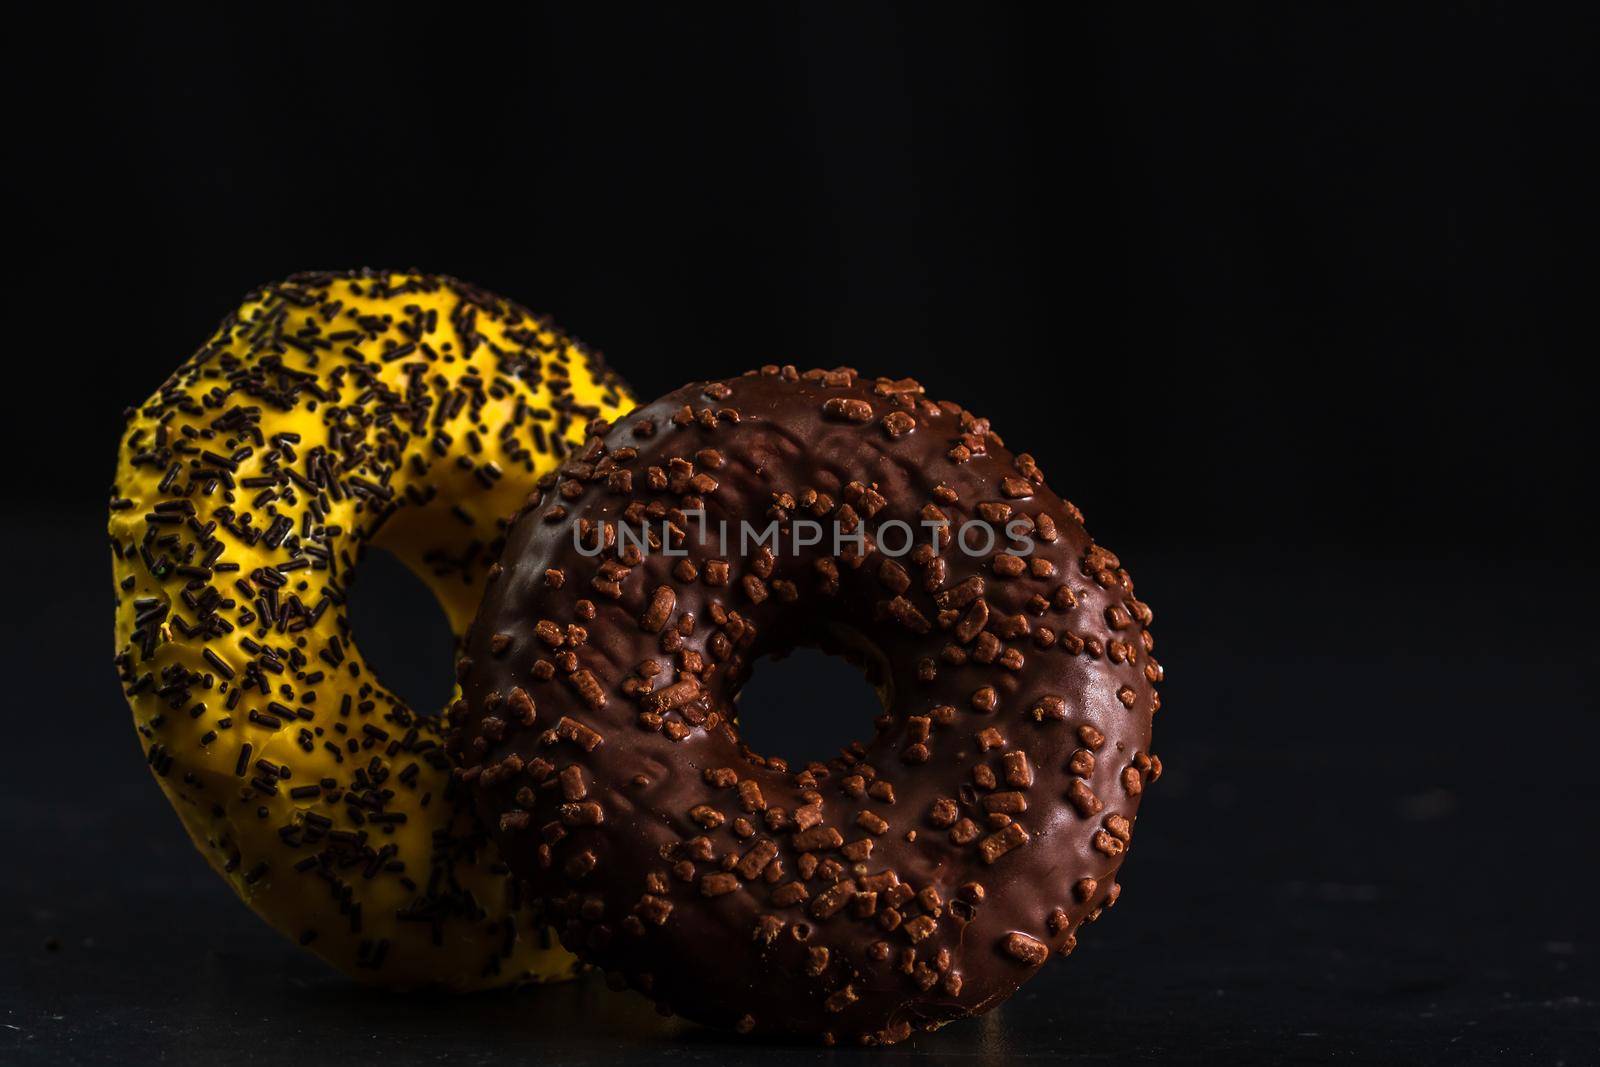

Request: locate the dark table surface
(5, 515), (1596, 1064)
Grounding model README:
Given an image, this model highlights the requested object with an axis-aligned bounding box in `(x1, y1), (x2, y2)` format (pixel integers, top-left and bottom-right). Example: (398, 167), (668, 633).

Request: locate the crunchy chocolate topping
(457, 367), (1162, 1042)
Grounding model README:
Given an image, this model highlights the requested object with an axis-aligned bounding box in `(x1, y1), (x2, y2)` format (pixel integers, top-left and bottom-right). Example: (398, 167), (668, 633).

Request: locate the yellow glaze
(110, 271), (632, 988)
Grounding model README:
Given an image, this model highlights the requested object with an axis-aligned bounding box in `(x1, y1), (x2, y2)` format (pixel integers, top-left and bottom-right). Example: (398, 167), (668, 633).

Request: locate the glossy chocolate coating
(454, 367), (1163, 1044)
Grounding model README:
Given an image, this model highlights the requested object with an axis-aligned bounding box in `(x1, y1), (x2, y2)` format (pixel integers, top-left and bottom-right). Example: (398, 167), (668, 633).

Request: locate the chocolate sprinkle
(110, 270), (632, 989)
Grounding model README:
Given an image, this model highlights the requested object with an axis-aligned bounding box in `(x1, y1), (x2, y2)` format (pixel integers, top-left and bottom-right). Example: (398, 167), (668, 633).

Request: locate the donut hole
(345, 547), (456, 715)
(733, 646), (886, 768)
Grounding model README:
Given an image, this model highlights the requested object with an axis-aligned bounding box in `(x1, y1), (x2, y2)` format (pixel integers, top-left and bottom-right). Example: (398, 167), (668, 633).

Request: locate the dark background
(5, 4), (1596, 1063)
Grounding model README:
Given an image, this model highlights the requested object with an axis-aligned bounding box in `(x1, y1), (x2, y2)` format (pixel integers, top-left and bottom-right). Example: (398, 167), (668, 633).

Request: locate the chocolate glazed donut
(452, 367), (1165, 1044)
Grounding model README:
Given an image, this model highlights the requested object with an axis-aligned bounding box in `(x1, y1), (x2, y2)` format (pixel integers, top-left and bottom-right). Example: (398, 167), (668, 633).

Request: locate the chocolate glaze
(454, 367), (1164, 1044)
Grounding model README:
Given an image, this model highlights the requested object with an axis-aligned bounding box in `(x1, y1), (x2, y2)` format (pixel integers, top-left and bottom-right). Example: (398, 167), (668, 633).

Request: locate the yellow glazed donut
(109, 270), (632, 988)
